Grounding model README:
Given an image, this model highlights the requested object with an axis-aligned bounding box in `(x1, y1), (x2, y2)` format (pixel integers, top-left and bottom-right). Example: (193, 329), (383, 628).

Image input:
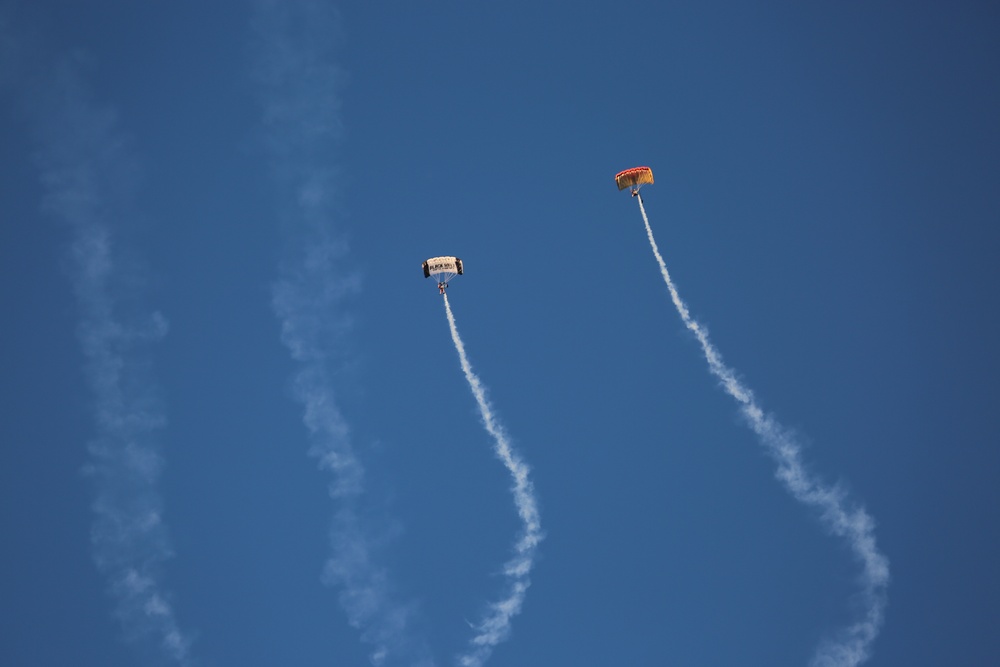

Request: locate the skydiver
(438, 281), (447, 294)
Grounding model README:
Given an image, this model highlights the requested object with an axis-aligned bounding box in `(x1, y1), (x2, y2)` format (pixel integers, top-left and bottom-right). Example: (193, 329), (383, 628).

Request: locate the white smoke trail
(636, 194), (889, 667)
(251, 2), (429, 665)
(442, 294), (543, 667)
(19, 53), (192, 663)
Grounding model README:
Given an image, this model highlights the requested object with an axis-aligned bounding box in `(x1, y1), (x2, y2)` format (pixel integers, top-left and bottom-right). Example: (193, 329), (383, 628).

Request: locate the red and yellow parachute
(615, 166), (654, 193)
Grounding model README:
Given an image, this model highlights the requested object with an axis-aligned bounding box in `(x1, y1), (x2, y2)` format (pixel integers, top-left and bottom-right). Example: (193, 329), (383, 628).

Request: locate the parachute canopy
(615, 166), (654, 191)
(422, 256), (464, 282)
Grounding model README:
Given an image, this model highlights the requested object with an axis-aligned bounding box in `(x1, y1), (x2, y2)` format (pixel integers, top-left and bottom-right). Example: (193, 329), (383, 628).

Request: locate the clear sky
(2, 2), (999, 666)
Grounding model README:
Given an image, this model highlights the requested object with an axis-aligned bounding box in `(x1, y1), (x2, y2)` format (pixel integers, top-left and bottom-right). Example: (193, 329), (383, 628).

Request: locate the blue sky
(2, 2), (999, 666)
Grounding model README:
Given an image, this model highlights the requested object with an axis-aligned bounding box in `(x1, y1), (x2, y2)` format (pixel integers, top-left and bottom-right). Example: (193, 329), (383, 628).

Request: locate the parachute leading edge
(615, 166), (654, 197)
(423, 256), (464, 294)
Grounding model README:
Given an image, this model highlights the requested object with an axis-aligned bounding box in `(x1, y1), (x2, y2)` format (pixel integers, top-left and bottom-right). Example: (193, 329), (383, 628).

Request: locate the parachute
(423, 256), (464, 293)
(615, 166), (654, 194)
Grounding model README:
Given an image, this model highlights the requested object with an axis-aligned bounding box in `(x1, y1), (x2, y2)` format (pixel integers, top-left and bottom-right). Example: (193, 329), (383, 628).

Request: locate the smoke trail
(442, 294), (543, 667)
(635, 194), (889, 667)
(18, 53), (192, 663)
(250, 3), (429, 664)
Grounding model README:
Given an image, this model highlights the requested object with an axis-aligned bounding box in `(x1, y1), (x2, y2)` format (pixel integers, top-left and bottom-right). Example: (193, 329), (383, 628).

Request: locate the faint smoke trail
(442, 294), (543, 667)
(636, 194), (889, 667)
(251, 2), (428, 665)
(21, 55), (191, 662)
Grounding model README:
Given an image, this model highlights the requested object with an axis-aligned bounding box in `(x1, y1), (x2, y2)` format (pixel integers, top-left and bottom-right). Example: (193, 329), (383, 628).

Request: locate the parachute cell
(422, 256), (463, 279)
(615, 166), (654, 192)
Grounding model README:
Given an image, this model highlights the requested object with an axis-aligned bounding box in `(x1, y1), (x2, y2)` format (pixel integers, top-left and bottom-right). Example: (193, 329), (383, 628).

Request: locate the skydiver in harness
(438, 281), (447, 294)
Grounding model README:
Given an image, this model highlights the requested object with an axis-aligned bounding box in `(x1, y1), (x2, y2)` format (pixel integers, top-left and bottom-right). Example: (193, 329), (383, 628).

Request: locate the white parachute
(422, 256), (464, 294)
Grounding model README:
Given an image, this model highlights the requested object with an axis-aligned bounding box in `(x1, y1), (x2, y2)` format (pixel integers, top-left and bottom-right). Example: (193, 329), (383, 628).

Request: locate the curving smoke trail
(251, 2), (430, 665)
(635, 194), (889, 667)
(442, 294), (543, 667)
(12, 49), (192, 663)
